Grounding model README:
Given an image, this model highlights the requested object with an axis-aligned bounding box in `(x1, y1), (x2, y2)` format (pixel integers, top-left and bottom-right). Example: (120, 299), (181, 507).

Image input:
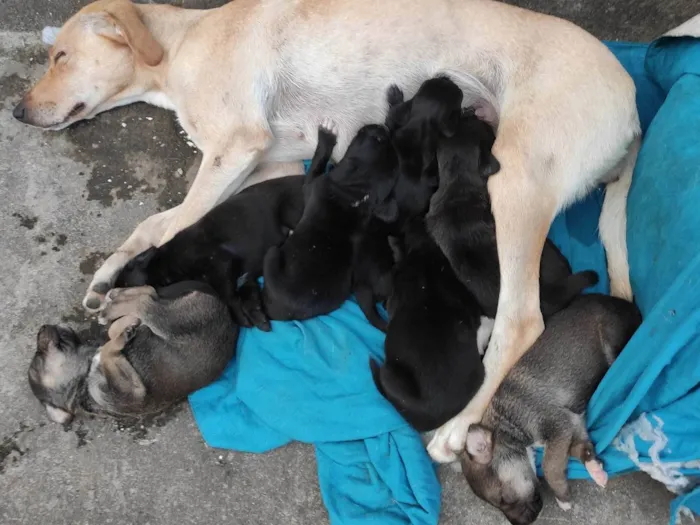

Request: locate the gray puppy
(28, 282), (237, 423)
(460, 294), (641, 525)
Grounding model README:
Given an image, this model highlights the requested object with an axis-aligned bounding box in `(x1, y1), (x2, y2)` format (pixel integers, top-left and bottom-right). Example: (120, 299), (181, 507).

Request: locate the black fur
(114, 175), (307, 330)
(372, 217), (485, 431)
(426, 111), (599, 320)
(262, 124), (399, 321)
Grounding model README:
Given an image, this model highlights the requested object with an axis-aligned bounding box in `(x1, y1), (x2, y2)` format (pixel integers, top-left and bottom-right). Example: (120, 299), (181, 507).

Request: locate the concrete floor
(0, 1), (691, 524)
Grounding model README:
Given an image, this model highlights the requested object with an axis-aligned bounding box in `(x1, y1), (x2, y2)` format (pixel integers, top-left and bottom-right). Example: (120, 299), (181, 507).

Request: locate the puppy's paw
(427, 411), (476, 463)
(319, 117), (339, 141)
(585, 459), (608, 488)
(555, 498), (573, 511)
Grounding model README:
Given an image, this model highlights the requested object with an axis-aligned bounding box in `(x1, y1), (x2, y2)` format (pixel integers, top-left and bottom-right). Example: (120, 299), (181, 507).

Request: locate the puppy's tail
(599, 136), (640, 301)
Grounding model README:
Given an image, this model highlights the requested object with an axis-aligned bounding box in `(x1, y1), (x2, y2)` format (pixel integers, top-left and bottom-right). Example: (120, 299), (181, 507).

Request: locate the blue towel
(189, 36), (700, 524)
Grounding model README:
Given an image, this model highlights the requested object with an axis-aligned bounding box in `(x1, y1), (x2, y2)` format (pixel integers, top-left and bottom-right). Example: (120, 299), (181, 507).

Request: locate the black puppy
(371, 217), (486, 431)
(263, 122), (399, 321)
(351, 217), (395, 331)
(114, 173), (309, 331)
(426, 111), (599, 320)
(385, 76), (463, 220)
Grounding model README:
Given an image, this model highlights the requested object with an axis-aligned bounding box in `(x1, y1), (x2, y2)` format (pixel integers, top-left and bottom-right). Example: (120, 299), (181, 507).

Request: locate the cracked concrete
(0, 1), (687, 524)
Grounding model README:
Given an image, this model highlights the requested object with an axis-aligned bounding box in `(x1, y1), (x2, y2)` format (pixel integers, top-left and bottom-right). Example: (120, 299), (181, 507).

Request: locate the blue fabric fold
(189, 36), (700, 525)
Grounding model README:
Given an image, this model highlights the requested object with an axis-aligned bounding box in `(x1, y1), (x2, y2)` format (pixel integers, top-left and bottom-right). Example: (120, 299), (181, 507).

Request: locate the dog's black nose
(13, 101), (27, 122)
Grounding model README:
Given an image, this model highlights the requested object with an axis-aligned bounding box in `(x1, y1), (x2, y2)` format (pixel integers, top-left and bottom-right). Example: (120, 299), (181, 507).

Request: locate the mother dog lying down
(15, 0), (640, 459)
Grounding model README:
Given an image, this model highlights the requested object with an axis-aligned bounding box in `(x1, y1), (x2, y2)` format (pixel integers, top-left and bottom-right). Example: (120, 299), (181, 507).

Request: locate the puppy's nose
(13, 100), (27, 122)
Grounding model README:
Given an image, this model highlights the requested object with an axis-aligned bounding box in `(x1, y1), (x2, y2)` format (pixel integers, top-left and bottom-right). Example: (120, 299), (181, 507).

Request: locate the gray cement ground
(1, 1), (692, 524)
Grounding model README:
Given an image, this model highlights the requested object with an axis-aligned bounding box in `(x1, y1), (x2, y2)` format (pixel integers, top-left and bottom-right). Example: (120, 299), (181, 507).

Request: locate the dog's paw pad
(585, 460), (608, 488)
(83, 293), (104, 313)
(319, 117), (339, 138)
(555, 498), (572, 511)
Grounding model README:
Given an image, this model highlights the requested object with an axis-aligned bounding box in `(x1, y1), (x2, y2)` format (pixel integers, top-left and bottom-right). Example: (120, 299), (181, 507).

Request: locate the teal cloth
(189, 37), (700, 524)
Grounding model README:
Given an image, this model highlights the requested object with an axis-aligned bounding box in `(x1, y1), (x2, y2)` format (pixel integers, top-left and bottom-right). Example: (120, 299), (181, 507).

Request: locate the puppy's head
(332, 124), (400, 222)
(13, 0), (164, 129)
(460, 425), (543, 525)
(437, 111), (501, 179)
(28, 325), (95, 424)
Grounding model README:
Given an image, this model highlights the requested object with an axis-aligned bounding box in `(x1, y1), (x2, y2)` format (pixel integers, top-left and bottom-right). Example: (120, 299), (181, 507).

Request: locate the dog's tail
(599, 136), (640, 301)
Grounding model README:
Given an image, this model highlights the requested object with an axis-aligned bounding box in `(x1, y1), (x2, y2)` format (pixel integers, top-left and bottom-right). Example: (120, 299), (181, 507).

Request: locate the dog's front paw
(84, 283), (111, 313)
(555, 498), (573, 511)
(584, 459), (608, 488)
(319, 117), (339, 142)
(427, 411), (476, 463)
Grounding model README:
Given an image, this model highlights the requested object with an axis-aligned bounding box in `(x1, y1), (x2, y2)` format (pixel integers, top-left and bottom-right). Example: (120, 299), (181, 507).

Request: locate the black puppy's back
(374, 219), (485, 431)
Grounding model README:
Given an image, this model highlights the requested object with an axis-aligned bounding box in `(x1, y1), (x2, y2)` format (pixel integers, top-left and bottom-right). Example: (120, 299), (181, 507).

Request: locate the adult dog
(14, 0), (640, 462)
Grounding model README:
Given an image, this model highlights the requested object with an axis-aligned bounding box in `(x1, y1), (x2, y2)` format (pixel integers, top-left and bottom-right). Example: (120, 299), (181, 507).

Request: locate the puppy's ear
(466, 424), (494, 464)
(36, 325), (59, 354)
(134, 246), (158, 266)
(386, 101), (411, 131)
(479, 151), (501, 178)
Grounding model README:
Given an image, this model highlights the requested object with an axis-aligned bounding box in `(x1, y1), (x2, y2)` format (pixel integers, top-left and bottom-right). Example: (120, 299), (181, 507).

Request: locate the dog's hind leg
(599, 136), (640, 301)
(83, 205), (181, 312)
(97, 324), (147, 407)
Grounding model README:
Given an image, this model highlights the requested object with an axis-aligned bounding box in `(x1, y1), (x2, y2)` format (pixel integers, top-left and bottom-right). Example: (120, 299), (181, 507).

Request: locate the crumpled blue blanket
(189, 35), (700, 525)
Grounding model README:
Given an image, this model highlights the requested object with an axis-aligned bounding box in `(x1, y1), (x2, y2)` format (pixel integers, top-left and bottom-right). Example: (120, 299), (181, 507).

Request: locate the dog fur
(426, 110), (599, 320)
(16, 0), (641, 456)
(28, 282), (237, 421)
(262, 122), (398, 321)
(373, 216), (485, 431)
(114, 175), (306, 330)
(460, 294), (642, 525)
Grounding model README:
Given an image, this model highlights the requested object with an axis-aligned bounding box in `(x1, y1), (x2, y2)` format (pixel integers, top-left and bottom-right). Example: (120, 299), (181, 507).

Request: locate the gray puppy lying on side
(460, 294), (642, 525)
(28, 282), (237, 423)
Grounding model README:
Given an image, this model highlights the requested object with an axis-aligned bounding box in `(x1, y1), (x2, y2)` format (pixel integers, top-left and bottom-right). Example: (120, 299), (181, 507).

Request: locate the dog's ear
(466, 424), (494, 464)
(386, 100), (412, 131)
(36, 325), (59, 355)
(479, 151), (501, 178)
(81, 1), (163, 66)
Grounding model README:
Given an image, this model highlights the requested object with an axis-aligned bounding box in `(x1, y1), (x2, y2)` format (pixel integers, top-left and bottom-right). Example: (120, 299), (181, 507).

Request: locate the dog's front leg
(428, 122), (557, 463)
(159, 128), (273, 244)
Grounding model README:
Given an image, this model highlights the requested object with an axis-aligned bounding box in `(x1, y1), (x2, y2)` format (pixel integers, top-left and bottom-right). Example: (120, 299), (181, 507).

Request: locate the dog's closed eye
(54, 51), (66, 64)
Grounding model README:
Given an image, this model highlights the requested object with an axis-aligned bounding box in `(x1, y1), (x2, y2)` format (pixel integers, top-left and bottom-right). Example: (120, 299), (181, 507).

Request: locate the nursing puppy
(371, 216), (485, 431)
(460, 294), (642, 525)
(263, 122), (399, 321)
(28, 282), (237, 422)
(114, 174), (307, 331)
(426, 111), (599, 320)
(385, 77), (463, 220)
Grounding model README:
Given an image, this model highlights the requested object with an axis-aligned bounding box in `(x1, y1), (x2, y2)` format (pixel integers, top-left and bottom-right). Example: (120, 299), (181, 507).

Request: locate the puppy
(460, 294), (642, 525)
(385, 76), (463, 220)
(351, 217), (395, 332)
(263, 123), (398, 321)
(114, 174), (307, 331)
(371, 216), (485, 431)
(28, 282), (237, 422)
(426, 111), (599, 320)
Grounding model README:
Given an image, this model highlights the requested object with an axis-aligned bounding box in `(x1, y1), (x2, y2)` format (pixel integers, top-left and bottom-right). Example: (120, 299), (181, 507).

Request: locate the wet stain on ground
(0, 422), (41, 474)
(12, 212), (38, 230)
(112, 403), (184, 442)
(79, 251), (109, 276)
(62, 419), (90, 449)
(0, 74), (31, 107)
(59, 106), (196, 207)
(61, 306), (104, 344)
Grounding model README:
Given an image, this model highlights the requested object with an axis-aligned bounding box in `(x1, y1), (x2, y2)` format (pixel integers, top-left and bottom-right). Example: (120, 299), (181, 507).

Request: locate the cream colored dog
(14, 0), (639, 464)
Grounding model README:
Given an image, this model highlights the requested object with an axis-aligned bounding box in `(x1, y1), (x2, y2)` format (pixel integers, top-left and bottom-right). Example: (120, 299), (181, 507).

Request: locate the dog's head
(386, 76), (464, 162)
(13, 0), (164, 129)
(114, 246), (159, 288)
(330, 124), (400, 222)
(460, 424), (543, 525)
(28, 325), (95, 424)
(437, 110), (501, 180)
